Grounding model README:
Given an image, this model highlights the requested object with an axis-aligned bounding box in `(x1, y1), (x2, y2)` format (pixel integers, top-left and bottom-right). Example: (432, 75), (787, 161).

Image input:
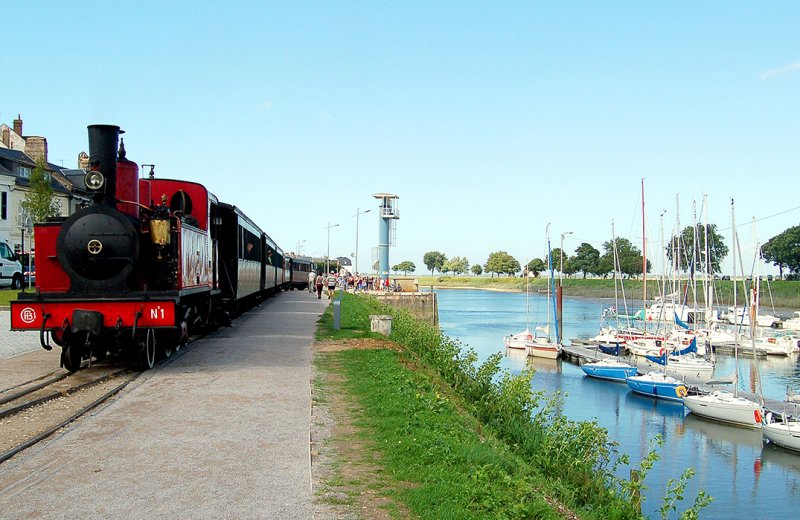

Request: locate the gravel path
(0, 291), (326, 519)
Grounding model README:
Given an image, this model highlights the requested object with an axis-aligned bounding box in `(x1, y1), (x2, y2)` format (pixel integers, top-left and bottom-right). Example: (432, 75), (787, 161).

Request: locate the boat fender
(675, 386), (688, 398)
(754, 409), (763, 424)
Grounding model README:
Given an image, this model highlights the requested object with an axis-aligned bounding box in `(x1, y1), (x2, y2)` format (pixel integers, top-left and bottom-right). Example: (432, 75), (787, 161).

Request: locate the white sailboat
(526, 224), (561, 359)
(683, 202), (764, 428)
(762, 413), (800, 453)
(504, 270), (533, 350)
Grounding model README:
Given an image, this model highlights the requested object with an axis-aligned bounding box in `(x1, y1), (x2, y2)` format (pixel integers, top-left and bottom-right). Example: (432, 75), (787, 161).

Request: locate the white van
(0, 240), (23, 290)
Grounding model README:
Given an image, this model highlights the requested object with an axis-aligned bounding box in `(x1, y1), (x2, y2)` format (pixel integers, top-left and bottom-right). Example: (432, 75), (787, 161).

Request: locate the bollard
(333, 299), (341, 330)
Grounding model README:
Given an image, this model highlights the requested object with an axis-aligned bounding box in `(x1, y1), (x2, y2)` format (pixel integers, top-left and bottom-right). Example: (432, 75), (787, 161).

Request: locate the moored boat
(762, 414), (800, 452)
(682, 390), (763, 428)
(581, 359), (638, 382)
(504, 329), (533, 350)
(626, 371), (687, 402)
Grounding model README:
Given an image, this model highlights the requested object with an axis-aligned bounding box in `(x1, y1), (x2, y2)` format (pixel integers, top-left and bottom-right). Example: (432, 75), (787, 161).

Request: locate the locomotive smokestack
(87, 124), (121, 207)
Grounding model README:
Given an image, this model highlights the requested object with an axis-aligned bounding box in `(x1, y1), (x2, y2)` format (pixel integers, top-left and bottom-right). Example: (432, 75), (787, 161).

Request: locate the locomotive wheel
(137, 329), (156, 370)
(62, 343), (83, 373)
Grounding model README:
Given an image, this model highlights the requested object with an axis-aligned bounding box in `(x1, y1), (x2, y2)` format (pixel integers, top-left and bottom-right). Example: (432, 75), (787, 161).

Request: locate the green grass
(318, 347), (565, 519)
(315, 293), (663, 519)
(0, 289), (23, 307)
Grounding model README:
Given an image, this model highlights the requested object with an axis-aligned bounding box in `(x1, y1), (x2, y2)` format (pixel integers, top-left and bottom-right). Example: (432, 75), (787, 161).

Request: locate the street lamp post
(353, 208), (371, 274)
(325, 222), (339, 274)
(557, 231), (573, 343)
(296, 239), (307, 255)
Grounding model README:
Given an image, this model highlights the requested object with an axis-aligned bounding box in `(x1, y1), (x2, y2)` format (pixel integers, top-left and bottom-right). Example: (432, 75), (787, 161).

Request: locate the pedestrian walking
(326, 271), (338, 299)
(315, 272), (324, 299)
(307, 270), (316, 293)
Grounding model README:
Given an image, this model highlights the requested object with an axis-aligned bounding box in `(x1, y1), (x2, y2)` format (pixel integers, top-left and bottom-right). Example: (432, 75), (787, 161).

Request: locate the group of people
(306, 270), (392, 299)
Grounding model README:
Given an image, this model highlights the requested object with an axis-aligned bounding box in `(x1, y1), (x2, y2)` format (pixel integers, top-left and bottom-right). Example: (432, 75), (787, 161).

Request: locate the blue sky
(5, 2), (799, 277)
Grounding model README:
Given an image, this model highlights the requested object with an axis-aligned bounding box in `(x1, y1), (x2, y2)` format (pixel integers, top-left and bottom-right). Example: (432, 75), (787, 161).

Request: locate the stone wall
(373, 292), (438, 327)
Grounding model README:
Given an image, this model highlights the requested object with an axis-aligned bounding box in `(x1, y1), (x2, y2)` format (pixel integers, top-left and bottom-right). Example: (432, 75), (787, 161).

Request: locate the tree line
(416, 222), (800, 279)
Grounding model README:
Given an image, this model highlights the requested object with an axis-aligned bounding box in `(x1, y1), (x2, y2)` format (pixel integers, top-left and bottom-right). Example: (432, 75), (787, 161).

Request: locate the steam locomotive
(10, 124), (312, 371)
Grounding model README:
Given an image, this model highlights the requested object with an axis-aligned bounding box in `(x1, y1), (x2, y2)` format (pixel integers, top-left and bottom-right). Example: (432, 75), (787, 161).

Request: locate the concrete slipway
(0, 291), (326, 519)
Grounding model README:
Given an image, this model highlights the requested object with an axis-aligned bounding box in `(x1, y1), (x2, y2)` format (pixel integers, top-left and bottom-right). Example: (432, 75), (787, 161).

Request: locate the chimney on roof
(78, 151), (89, 170)
(13, 114), (22, 136)
(1, 127), (9, 147)
(26, 136), (48, 165)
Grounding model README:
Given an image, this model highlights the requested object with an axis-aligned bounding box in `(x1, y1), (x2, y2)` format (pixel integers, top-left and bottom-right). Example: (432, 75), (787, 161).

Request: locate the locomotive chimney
(87, 124), (120, 207)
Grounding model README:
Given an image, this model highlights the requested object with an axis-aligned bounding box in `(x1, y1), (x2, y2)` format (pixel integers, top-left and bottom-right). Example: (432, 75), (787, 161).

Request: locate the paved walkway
(0, 290), (326, 519)
(0, 307), (42, 361)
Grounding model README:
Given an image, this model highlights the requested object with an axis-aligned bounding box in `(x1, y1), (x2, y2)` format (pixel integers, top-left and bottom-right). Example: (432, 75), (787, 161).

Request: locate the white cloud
(256, 100), (274, 113)
(319, 111), (331, 120)
(760, 61), (800, 80)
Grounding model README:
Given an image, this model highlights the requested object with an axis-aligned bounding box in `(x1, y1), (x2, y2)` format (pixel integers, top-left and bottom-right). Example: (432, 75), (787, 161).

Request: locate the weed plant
(319, 292), (712, 519)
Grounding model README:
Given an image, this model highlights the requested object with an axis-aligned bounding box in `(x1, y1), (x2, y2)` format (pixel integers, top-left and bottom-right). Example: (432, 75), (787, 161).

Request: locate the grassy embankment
(415, 275), (800, 311)
(314, 292), (711, 519)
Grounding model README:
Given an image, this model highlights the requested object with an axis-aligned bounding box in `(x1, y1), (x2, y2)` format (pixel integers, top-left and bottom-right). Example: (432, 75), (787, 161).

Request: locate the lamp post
(296, 239), (307, 255)
(559, 231), (573, 283)
(353, 208), (371, 274)
(325, 222), (339, 274)
(557, 231), (573, 343)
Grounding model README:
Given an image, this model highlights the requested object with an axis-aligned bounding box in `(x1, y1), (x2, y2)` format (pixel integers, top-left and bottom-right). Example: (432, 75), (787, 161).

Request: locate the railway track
(0, 335), (200, 465)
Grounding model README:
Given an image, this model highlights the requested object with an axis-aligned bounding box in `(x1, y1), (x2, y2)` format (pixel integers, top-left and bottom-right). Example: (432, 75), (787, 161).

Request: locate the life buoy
(768, 337), (776, 344)
(676, 386), (688, 398)
(526, 334), (533, 341)
(754, 409), (763, 424)
(659, 347), (666, 356)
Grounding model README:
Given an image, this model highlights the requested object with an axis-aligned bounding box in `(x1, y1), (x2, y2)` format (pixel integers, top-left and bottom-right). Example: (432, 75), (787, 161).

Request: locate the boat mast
(641, 178), (647, 327)
(613, 222), (631, 329)
(546, 223), (552, 342)
(731, 199), (740, 396)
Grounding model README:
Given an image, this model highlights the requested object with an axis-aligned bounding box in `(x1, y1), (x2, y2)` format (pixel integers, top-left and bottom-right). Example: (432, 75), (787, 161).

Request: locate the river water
(432, 288), (800, 519)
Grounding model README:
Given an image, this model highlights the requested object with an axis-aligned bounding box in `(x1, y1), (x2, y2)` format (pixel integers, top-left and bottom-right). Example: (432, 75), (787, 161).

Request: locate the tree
(571, 242), (601, 279)
(470, 264), (483, 276)
(526, 258), (546, 278)
(666, 224), (728, 276)
(484, 251), (520, 277)
(602, 237), (648, 278)
(443, 256), (469, 276)
(423, 251), (447, 276)
(762, 226), (800, 277)
(392, 261), (416, 275)
(21, 158), (61, 223)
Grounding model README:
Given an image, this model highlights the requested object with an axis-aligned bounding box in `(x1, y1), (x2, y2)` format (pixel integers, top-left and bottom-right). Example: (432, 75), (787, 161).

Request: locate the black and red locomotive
(10, 124), (297, 371)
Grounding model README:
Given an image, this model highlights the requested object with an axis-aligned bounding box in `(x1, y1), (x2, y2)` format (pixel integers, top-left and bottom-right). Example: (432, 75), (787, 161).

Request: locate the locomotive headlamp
(84, 170), (105, 191)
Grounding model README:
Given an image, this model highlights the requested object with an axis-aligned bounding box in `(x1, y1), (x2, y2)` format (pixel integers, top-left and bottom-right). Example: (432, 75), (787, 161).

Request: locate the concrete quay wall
(372, 292), (438, 326)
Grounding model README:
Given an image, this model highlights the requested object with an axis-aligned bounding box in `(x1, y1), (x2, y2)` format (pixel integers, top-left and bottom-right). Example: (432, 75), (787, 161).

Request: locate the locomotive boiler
(10, 124), (287, 371)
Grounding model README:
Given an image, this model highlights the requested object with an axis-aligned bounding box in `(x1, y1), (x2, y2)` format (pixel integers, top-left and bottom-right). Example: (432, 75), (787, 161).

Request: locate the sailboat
(682, 202), (764, 428)
(762, 412), (800, 452)
(625, 181), (687, 402)
(526, 225), (561, 359)
(504, 269), (533, 350)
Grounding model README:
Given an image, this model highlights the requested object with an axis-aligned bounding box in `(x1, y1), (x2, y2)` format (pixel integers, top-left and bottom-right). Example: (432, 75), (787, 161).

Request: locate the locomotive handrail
(39, 312), (52, 351)
(131, 309), (142, 343)
(116, 199), (154, 213)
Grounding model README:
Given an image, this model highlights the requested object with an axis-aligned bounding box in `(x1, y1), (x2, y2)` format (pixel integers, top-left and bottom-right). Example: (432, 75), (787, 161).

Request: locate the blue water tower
(373, 193), (399, 282)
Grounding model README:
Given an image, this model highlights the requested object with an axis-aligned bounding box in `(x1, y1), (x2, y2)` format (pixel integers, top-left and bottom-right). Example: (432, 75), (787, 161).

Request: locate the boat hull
(626, 374), (686, 402)
(682, 392), (762, 428)
(762, 421), (800, 452)
(581, 363), (638, 382)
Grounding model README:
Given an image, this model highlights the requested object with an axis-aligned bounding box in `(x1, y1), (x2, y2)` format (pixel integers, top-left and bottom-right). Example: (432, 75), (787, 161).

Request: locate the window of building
(1, 191), (6, 220)
(18, 166), (32, 178)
